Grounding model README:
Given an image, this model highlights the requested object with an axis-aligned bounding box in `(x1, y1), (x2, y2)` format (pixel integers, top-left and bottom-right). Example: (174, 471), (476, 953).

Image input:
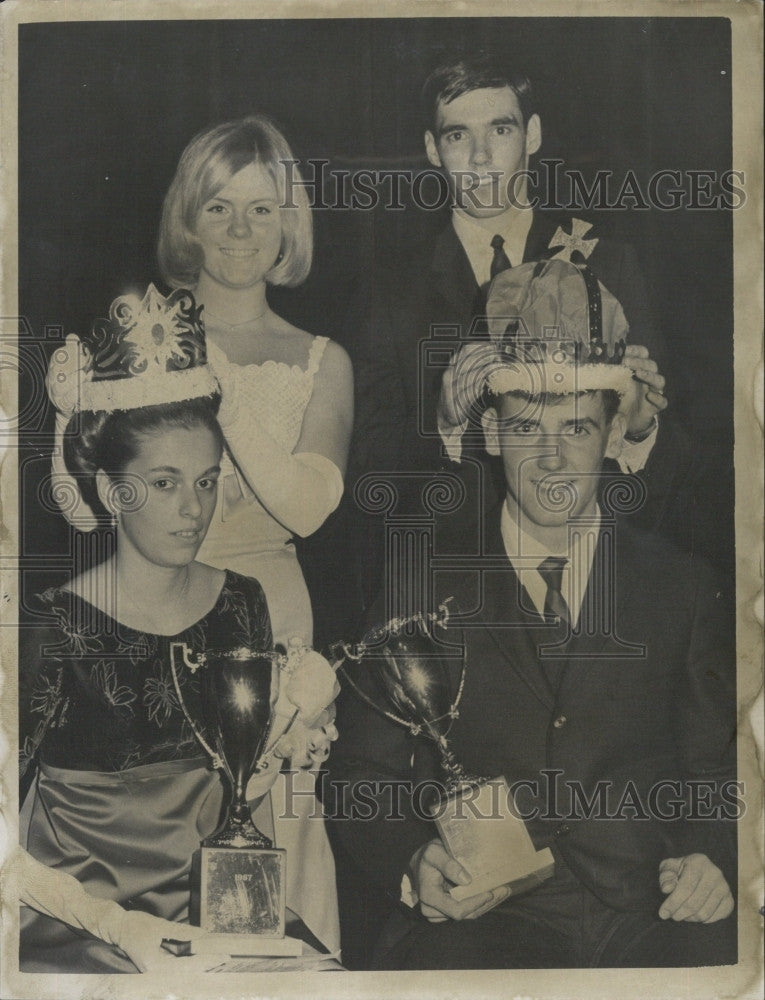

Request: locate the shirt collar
(452, 207), (534, 285)
(499, 498), (602, 624)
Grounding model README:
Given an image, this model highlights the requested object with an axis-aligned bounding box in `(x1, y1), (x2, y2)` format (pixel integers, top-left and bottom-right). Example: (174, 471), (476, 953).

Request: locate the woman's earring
(275, 250), (284, 265)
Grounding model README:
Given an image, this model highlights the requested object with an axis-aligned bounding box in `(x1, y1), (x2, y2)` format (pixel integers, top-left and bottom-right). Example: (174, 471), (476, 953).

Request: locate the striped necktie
(537, 556), (570, 691)
(538, 556), (570, 627)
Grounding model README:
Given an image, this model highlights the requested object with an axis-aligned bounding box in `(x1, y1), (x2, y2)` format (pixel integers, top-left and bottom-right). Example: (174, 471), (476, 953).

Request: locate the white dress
(200, 334), (329, 648)
(197, 331), (340, 954)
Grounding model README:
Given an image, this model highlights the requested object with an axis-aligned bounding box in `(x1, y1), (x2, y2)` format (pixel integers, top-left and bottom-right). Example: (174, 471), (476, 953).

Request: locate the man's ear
(481, 407), (501, 456)
(525, 114), (542, 158)
(424, 130), (442, 168)
(605, 412), (627, 460)
(95, 470), (115, 516)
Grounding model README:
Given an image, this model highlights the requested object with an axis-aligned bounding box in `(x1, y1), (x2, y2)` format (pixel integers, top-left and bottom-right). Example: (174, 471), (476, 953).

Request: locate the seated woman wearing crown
(13, 287), (339, 973)
(46, 117), (353, 951)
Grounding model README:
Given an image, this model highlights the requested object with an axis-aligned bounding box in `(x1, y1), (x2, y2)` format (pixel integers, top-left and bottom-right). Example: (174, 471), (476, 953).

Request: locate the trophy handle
(334, 609), (467, 741)
(169, 642), (232, 783)
(336, 659), (422, 735)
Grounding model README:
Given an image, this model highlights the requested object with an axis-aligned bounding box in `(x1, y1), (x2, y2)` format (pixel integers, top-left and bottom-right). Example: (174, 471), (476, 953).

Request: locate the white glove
(45, 333), (90, 417)
(46, 334), (99, 529)
(110, 910), (207, 972)
(5, 845), (204, 973)
(210, 352), (344, 538)
(438, 342), (503, 463)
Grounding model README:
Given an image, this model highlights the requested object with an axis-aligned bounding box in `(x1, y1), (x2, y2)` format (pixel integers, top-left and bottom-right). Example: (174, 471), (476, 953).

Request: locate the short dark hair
(422, 52), (535, 133)
(64, 396), (223, 518)
(494, 389), (622, 426)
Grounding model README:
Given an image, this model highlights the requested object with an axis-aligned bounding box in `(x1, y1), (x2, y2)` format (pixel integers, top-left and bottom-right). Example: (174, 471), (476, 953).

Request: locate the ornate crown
(485, 259), (633, 396)
(78, 284), (218, 412)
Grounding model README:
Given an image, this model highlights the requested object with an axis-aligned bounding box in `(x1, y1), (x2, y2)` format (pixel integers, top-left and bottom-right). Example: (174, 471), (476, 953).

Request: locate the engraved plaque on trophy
(170, 643), (288, 938)
(336, 606), (554, 901)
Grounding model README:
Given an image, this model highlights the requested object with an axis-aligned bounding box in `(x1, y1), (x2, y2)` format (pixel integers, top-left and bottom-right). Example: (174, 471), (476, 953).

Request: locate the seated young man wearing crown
(327, 259), (737, 970)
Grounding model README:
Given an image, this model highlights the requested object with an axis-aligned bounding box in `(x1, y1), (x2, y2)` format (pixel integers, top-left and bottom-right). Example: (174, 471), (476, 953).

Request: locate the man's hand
(438, 342), (501, 431)
(409, 839), (511, 923)
(621, 344), (668, 438)
(658, 854), (734, 923)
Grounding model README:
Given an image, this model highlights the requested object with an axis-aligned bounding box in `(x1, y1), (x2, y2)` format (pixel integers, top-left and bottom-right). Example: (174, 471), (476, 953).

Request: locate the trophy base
(431, 776), (555, 902)
(190, 846), (287, 937)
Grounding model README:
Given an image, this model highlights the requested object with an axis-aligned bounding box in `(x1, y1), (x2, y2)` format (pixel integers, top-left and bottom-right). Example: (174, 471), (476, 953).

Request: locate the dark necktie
(538, 557), (570, 628)
(537, 556), (570, 691)
(490, 234), (512, 279)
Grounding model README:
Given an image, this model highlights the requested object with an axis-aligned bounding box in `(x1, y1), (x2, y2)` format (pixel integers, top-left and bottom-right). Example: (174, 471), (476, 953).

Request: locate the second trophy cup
(337, 605), (554, 901)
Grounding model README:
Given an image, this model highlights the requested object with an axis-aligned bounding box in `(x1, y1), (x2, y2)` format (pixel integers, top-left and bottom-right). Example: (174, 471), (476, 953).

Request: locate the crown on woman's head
(78, 284), (218, 412)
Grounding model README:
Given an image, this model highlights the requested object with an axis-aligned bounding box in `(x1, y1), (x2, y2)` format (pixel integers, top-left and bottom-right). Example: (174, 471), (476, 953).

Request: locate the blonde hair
(158, 115), (313, 289)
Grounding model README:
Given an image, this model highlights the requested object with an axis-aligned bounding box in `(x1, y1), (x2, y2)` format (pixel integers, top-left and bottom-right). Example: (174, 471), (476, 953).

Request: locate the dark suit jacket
(347, 211), (664, 482)
(327, 513), (737, 915)
(342, 211), (700, 612)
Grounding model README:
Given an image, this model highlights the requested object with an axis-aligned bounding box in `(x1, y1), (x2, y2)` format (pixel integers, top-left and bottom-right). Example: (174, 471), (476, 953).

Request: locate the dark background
(17, 16), (735, 600)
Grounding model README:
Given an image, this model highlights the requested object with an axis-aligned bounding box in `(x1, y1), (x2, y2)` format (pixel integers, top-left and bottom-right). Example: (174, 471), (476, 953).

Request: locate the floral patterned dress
(18, 570), (271, 972)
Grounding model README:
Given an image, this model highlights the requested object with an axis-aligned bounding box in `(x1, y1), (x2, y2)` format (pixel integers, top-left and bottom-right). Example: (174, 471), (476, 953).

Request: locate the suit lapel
(541, 521), (645, 676)
(466, 508), (556, 710)
(464, 514), (645, 708)
(430, 224), (482, 327)
(523, 209), (570, 263)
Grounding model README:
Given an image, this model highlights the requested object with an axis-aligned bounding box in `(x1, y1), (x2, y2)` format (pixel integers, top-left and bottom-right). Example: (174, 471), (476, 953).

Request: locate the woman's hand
(207, 338), (352, 537)
(113, 911), (207, 972)
(45, 333), (90, 417)
(438, 342), (500, 432)
(6, 846), (207, 974)
(620, 344), (668, 438)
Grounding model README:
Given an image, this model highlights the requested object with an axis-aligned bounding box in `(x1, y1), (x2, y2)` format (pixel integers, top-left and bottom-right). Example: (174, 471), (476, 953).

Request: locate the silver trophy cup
(337, 606), (554, 901)
(170, 643), (287, 937)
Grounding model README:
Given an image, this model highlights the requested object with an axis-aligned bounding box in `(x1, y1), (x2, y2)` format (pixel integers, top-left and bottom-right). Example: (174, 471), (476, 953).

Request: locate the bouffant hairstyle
(64, 396), (223, 518)
(157, 115), (313, 290)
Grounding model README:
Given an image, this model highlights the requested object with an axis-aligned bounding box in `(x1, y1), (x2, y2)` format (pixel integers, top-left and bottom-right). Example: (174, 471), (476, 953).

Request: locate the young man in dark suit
(346, 52), (690, 614)
(329, 259), (736, 969)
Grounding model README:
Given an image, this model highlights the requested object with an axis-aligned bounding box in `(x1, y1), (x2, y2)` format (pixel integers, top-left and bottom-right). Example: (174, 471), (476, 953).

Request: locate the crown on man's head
(78, 284), (218, 412)
(485, 259), (633, 397)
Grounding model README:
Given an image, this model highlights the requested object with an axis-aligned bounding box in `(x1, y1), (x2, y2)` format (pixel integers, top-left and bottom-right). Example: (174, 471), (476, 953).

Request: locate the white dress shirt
(499, 499), (601, 629)
(452, 206), (533, 286)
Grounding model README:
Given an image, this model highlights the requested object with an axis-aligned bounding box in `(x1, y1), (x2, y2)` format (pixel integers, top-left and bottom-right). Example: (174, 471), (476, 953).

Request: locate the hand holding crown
(46, 333), (91, 418)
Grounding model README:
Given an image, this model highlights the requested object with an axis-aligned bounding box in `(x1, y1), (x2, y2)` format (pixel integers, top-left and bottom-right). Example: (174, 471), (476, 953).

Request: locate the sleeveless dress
(18, 572), (338, 972)
(199, 334), (329, 649)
